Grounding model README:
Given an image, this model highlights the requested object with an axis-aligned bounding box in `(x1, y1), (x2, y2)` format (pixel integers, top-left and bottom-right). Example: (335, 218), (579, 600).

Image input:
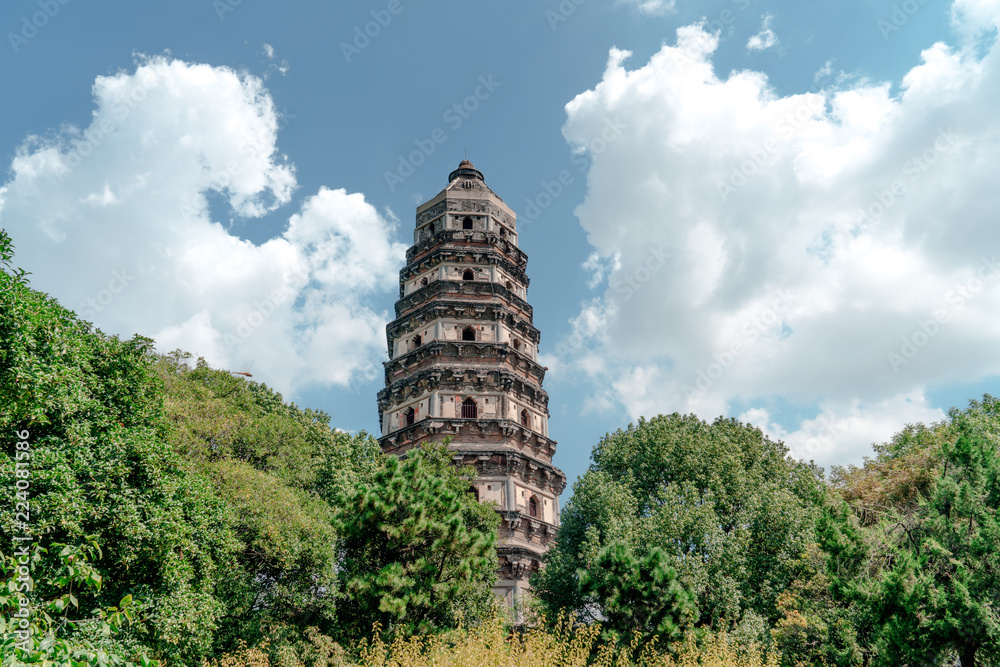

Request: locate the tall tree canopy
(533, 414), (823, 638)
(1, 234), (235, 664)
(821, 396), (1000, 666)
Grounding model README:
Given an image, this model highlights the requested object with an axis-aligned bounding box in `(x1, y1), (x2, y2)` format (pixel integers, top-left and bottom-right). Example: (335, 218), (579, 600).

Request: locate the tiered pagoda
(377, 160), (566, 604)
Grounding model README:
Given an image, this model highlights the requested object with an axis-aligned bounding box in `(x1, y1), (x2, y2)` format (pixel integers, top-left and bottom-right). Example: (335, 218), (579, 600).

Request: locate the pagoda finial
(449, 159), (484, 183)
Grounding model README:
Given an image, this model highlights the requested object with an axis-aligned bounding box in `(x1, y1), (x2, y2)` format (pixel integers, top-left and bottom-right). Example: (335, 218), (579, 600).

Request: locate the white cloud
(617, 0), (675, 17)
(746, 14), (779, 51)
(951, 0), (1000, 37)
(814, 60), (834, 82)
(740, 392), (947, 466)
(0, 56), (405, 396)
(261, 43), (289, 77)
(582, 251), (620, 289)
(556, 5), (1000, 469)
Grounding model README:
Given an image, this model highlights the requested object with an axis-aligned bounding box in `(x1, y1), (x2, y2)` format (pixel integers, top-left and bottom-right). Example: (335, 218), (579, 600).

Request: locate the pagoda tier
(377, 160), (565, 605)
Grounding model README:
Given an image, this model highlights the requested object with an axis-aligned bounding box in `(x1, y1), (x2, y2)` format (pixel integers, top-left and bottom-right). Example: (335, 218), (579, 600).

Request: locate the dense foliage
(1, 232), (235, 664)
(578, 541), (696, 646)
(8, 226), (1000, 665)
(816, 398), (1000, 666)
(0, 232), (499, 665)
(533, 413), (823, 648)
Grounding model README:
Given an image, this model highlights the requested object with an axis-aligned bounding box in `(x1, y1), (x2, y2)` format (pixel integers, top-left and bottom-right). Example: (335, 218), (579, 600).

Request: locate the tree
(579, 540), (696, 646)
(0, 257), (237, 665)
(334, 443), (499, 637)
(822, 396), (1000, 666)
(0, 228), (29, 289)
(534, 414), (822, 637)
(0, 539), (153, 667)
(154, 353), (388, 657)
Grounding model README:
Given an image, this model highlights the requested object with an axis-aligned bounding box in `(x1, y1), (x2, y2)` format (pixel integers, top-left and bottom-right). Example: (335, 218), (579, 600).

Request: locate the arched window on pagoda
(469, 485), (480, 502)
(411, 334), (422, 350)
(463, 269), (475, 281)
(420, 277), (428, 287)
(462, 326), (476, 342)
(461, 397), (478, 419)
(513, 338), (521, 351)
(463, 216), (474, 230)
(405, 407), (415, 426)
(528, 495), (539, 518)
(520, 409), (530, 428)
(505, 280), (513, 291)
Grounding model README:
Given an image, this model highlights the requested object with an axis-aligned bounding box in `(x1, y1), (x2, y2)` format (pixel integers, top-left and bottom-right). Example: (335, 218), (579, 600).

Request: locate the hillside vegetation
(4, 228), (1000, 666)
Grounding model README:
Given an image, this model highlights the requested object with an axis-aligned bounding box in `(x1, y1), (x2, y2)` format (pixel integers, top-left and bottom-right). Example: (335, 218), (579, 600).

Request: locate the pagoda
(377, 160), (566, 604)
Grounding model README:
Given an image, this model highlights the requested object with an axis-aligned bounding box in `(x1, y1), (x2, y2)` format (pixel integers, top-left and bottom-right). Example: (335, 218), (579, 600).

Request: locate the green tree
(0, 246), (236, 664)
(579, 540), (696, 646)
(821, 396), (1000, 666)
(334, 442), (499, 637)
(534, 414), (822, 638)
(154, 353), (384, 657)
(0, 228), (29, 289)
(0, 538), (153, 666)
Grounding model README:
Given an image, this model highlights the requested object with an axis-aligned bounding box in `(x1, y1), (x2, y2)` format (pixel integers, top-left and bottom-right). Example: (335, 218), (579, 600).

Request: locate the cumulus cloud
(746, 14), (779, 51)
(556, 6), (1000, 469)
(0, 56), (405, 395)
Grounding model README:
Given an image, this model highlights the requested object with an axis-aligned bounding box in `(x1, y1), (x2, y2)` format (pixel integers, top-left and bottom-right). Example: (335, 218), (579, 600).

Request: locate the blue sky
(2, 0), (998, 488)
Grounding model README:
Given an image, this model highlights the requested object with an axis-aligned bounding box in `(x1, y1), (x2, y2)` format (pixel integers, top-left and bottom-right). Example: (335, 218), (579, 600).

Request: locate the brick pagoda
(377, 160), (566, 604)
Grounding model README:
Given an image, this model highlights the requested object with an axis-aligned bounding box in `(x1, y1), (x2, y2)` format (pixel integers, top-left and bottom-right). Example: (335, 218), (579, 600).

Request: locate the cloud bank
(0, 57), (405, 395)
(556, 6), (1000, 467)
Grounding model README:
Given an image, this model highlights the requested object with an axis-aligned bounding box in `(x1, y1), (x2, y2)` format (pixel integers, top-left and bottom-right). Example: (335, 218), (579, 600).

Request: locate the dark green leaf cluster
(819, 397), (1000, 666)
(334, 442), (500, 638)
(579, 540), (696, 645)
(0, 539), (153, 666)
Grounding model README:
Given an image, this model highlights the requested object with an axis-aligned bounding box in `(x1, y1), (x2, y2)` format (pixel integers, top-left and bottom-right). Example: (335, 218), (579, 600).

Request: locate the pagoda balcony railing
(399, 247), (529, 287)
(383, 341), (547, 385)
(377, 367), (550, 413)
(378, 418), (561, 470)
(394, 279), (532, 319)
(406, 229), (528, 268)
(386, 304), (541, 346)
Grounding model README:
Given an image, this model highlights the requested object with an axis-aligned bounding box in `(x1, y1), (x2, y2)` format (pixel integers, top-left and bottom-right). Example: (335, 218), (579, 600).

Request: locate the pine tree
(334, 443), (498, 637)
